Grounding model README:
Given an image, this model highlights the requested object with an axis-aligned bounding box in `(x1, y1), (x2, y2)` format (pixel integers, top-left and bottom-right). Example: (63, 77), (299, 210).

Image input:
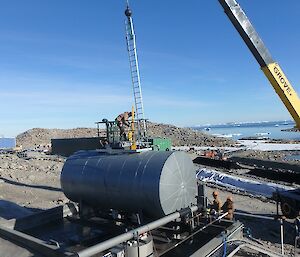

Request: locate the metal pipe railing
(159, 212), (229, 256)
(74, 206), (198, 257)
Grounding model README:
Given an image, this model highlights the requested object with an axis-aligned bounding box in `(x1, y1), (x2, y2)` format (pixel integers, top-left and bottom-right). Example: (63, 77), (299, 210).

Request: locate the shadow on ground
(0, 176), (61, 192)
(235, 209), (295, 246)
(0, 200), (42, 220)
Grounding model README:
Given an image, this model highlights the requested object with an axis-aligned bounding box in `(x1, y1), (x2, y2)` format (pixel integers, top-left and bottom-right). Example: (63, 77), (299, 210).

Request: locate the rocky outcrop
(16, 123), (235, 149)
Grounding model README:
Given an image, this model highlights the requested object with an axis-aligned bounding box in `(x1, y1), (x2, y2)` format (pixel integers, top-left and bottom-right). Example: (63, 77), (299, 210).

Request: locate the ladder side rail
(125, 15), (147, 137)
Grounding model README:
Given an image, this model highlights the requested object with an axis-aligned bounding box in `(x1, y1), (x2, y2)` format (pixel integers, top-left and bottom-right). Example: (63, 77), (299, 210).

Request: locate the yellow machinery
(129, 106), (137, 150)
(262, 63), (300, 129)
(219, 0), (300, 129)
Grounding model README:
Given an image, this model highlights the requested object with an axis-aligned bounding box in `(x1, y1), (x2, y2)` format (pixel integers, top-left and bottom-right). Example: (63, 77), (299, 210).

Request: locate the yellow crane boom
(219, 0), (300, 129)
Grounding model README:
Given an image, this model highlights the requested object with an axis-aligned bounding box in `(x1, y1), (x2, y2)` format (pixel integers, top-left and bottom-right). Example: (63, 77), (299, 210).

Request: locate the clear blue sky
(0, 0), (300, 137)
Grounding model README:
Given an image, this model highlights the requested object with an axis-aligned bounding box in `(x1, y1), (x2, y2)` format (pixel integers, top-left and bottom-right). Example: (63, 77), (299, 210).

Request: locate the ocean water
(0, 138), (16, 149)
(194, 121), (300, 141)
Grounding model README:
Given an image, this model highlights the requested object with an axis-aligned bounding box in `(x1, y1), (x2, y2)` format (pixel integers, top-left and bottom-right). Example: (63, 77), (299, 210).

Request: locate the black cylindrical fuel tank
(60, 150), (197, 218)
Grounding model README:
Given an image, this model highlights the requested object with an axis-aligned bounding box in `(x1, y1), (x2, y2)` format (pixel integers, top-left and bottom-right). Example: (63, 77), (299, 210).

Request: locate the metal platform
(0, 203), (244, 257)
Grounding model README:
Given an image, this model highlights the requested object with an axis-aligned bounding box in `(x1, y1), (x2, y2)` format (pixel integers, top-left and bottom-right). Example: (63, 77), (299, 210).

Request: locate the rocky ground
(231, 149), (300, 164)
(146, 122), (235, 147)
(0, 154), (66, 212)
(16, 127), (100, 149)
(205, 186), (296, 257)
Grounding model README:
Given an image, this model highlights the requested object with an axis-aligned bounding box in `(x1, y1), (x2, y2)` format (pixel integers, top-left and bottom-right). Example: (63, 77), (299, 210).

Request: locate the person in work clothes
(222, 195), (234, 220)
(211, 191), (222, 215)
(115, 111), (132, 141)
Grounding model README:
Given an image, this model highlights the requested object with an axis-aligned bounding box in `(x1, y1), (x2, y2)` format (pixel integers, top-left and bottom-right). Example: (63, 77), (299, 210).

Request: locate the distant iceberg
(255, 132), (270, 136)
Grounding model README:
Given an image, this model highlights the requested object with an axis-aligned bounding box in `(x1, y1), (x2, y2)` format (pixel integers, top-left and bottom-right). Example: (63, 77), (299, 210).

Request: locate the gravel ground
(232, 149), (300, 164)
(0, 153), (66, 212)
(205, 186), (296, 256)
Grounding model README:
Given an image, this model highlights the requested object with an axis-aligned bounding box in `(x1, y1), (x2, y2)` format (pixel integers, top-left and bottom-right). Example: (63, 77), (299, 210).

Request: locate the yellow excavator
(218, 0), (300, 218)
(219, 0), (300, 129)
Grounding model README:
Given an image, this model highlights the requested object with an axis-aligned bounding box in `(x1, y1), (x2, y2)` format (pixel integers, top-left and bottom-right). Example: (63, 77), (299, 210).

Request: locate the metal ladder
(125, 5), (147, 141)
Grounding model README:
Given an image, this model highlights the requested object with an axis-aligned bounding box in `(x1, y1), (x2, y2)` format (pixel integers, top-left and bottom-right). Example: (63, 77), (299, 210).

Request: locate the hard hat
(227, 196), (233, 201)
(212, 191), (218, 196)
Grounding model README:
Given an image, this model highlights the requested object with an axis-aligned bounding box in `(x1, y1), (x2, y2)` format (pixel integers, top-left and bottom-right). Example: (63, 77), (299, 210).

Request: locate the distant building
(0, 138), (16, 149)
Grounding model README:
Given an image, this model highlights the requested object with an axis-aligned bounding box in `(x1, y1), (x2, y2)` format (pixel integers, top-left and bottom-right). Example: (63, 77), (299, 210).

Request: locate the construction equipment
(96, 118), (171, 151)
(218, 0), (300, 218)
(125, 1), (147, 141)
(218, 0), (300, 129)
(128, 106), (137, 149)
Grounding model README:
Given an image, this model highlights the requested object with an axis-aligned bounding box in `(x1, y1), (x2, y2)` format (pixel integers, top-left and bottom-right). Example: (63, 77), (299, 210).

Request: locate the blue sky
(0, 0), (300, 136)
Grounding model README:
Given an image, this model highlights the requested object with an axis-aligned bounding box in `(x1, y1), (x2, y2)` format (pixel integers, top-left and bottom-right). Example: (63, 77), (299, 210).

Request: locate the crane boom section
(219, 0), (300, 128)
(262, 63), (300, 128)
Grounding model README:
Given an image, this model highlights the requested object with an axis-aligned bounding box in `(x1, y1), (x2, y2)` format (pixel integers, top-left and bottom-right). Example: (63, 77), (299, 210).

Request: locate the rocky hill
(147, 123), (234, 147)
(16, 123), (235, 149)
(16, 128), (99, 149)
